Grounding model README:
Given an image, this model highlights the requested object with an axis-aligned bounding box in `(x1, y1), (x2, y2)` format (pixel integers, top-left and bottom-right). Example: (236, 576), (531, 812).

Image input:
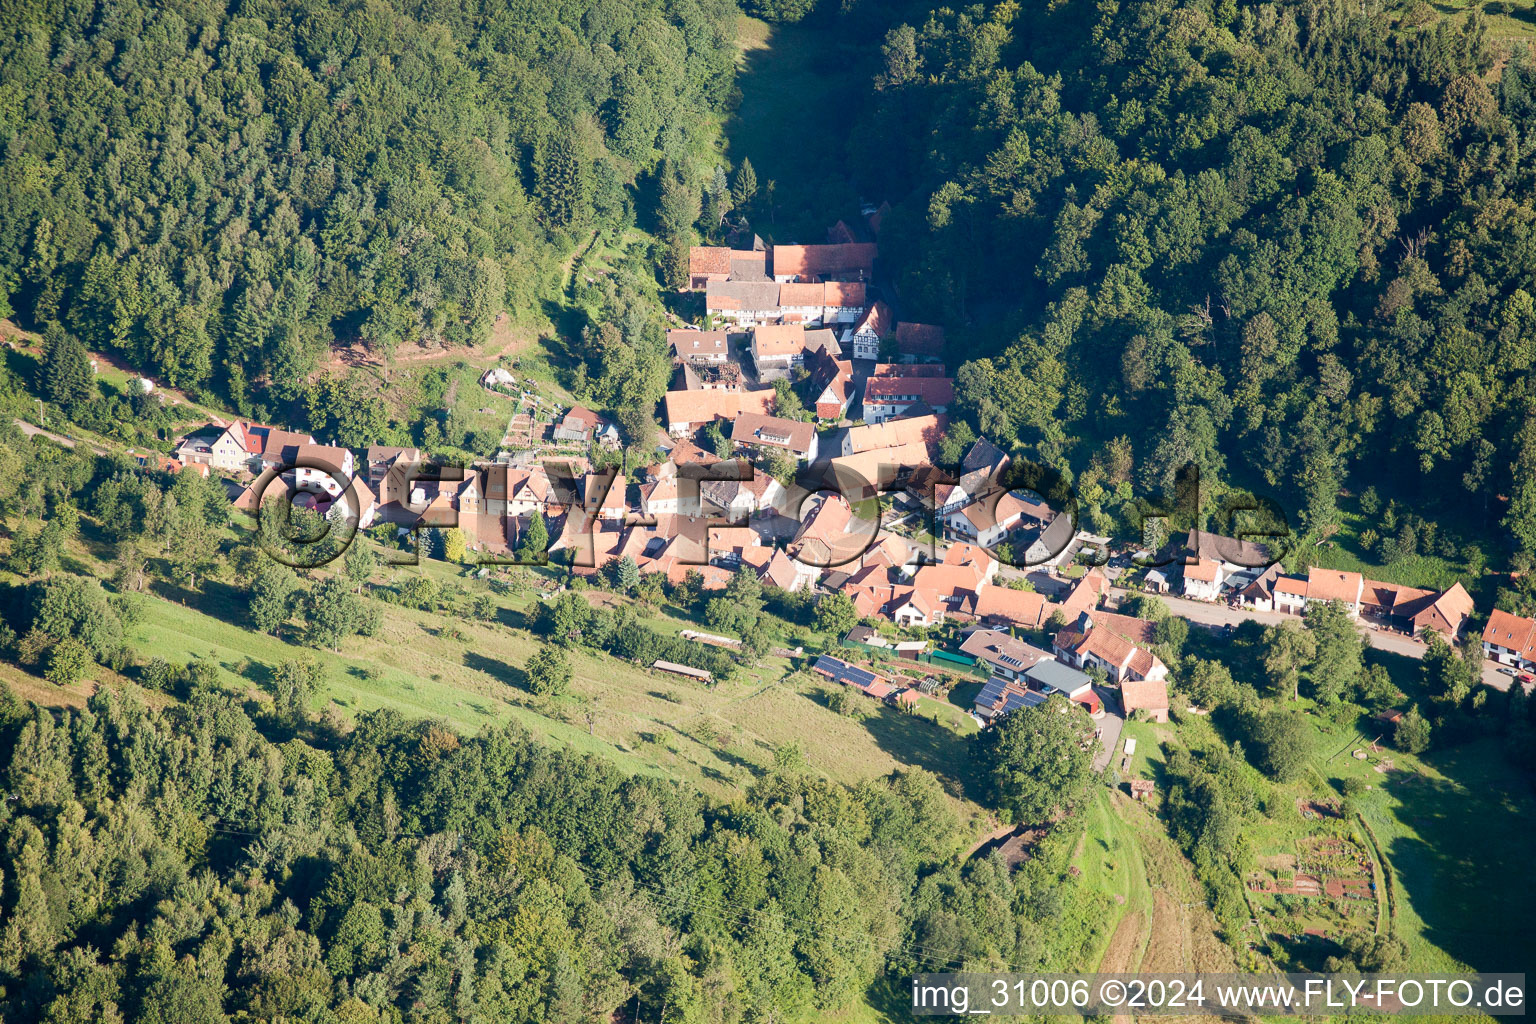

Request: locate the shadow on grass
(463, 649), (528, 691)
(1381, 743), (1536, 972)
(860, 702), (982, 803)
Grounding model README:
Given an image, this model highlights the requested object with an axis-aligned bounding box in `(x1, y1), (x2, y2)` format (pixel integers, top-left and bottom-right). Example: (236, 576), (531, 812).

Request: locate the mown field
(31, 522), (996, 849)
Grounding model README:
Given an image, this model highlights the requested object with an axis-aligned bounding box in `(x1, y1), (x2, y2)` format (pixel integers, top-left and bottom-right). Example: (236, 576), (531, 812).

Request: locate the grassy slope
(29, 522), (992, 841)
(1123, 677), (1536, 981)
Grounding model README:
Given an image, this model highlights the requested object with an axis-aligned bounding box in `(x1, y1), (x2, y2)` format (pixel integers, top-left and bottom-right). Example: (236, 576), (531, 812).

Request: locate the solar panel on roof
(999, 654), (1024, 668)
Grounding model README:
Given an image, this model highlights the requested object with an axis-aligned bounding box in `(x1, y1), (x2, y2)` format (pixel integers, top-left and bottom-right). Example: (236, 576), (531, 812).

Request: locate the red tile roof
(773, 243), (877, 280)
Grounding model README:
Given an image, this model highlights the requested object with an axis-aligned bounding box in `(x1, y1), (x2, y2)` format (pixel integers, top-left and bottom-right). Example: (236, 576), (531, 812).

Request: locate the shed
(652, 660), (713, 684)
(1129, 779), (1154, 801)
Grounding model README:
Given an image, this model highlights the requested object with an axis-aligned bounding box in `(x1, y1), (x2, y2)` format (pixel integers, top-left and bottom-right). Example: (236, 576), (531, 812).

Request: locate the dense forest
(0, 0), (736, 416)
(0, 681), (1122, 1023)
(850, 0), (1536, 567)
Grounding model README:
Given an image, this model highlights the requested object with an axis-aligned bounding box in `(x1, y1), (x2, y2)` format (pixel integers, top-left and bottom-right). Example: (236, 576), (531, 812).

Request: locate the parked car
(1519, 673), (1535, 685)
(1498, 666), (1518, 676)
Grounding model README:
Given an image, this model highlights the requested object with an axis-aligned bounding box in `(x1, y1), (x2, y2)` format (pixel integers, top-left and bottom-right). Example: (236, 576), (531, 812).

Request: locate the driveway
(1092, 689), (1124, 772)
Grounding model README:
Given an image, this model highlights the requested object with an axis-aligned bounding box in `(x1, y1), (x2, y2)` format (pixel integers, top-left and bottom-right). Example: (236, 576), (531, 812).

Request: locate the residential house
(175, 421), (274, 474)
(771, 243), (877, 282)
(1058, 567), (1110, 620)
(366, 445), (423, 506)
(1053, 610), (1168, 686)
(862, 374), (954, 423)
(960, 629), (1053, 679)
(894, 322), (945, 362)
(583, 471), (628, 521)
(887, 587), (941, 627)
(749, 324), (807, 377)
(972, 677), (1049, 722)
(1483, 610), (1536, 671)
(1020, 507), (1076, 566)
(732, 413), (818, 462)
(290, 444), (355, 499)
(668, 329), (730, 364)
(847, 300), (892, 360)
(705, 280), (782, 325)
(790, 495), (865, 570)
(1274, 567), (1366, 617)
(1026, 659), (1099, 710)
(1361, 580), (1475, 639)
(664, 388), (776, 437)
(253, 427), (323, 473)
(778, 282), (829, 324)
(803, 328), (842, 361)
(810, 359), (855, 420)
(823, 282), (868, 324)
(1181, 527), (1275, 570)
(946, 490), (1039, 548)
(679, 361), (743, 392)
(1181, 557), (1226, 602)
(959, 586), (1052, 629)
(699, 470), (785, 522)
(840, 414), (945, 457)
(1274, 576), (1310, 615)
(828, 442), (932, 500)
(688, 246), (767, 290)
(1232, 564), (1283, 612)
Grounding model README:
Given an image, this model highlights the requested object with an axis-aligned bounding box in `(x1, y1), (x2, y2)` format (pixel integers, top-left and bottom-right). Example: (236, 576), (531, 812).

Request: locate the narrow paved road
(1124, 588), (1514, 691)
(14, 419), (109, 455)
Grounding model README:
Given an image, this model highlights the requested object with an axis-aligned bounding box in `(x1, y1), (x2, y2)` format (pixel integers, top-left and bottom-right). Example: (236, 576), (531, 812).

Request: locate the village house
(705, 280), (782, 325)
(958, 586), (1052, 629)
(803, 327), (842, 361)
(1232, 564), (1283, 611)
(678, 361), (744, 392)
(828, 441), (932, 500)
(972, 676), (1049, 721)
(960, 629), (1053, 679)
(771, 243), (877, 283)
(946, 492), (1018, 549)
(810, 359), (855, 420)
(894, 322), (945, 362)
(847, 300), (892, 360)
(700, 470), (785, 523)
(926, 436), (1010, 519)
(862, 374), (954, 423)
(1181, 557), (1226, 602)
(1120, 676), (1171, 723)
(1361, 580), (1475, 639)
(688, 246), (768, 290)
(1053, 610), (1168, 686)
(790, 495), (867, 570)
(366, 445), (423, 506)
(731, 412), (818, 462)
(1482, 610), (1536, 671)
(175, 421), (288, 474)
(1273, 567), (1366, 617)
(749, 323), (807, 377)
(668, 329), (731, 364)
(664, 388), (776, 437)
(840, 414), (945, 457)
(775, 280), (868, 326)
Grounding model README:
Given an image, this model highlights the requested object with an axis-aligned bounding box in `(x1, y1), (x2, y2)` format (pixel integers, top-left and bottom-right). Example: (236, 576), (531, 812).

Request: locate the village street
(1124, 588), (1515, 692)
